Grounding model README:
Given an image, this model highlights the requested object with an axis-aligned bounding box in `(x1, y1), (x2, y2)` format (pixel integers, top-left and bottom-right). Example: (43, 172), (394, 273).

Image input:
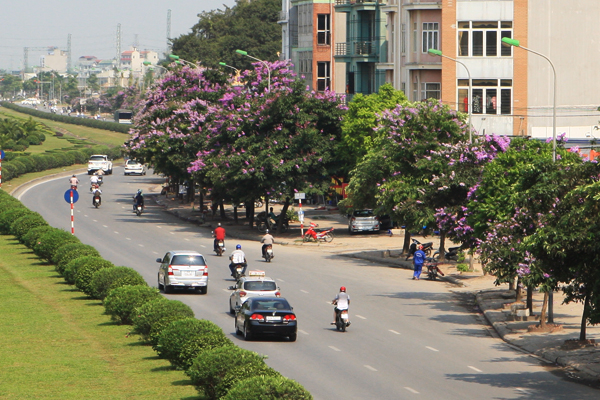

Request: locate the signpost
(0, 149), (4, 189)
(295, 192), (305, 236)
(64, 188), (79, 235)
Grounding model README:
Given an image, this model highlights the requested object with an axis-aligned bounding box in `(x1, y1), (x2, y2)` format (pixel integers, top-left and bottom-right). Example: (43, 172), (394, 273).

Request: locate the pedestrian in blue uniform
(413, 245), (426, 280)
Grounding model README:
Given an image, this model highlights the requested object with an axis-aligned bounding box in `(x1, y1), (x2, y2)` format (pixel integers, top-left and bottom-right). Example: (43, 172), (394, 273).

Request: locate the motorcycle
(256, 212), (289, 233)
(333, 304), (350, 332)
(93, 193), (101, 208)
(303, 226), (334, 243)
(90, 182), (99, 193)
(425, 257), (445, 280)
(97, 175), (103, 186)
(231, 263), (245, 280)
(405, 238), (433, 260)
(433, 246), (461, 261)
(135, 204), (143, 216)
(214, 239), (225, 256)
(263, 244), (274, 262)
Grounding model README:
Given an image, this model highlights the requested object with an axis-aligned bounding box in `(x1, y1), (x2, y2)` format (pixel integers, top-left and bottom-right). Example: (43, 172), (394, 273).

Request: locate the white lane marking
(355, 315), (366, 320)
(92, 220), (97, 222)
(114, 231), (119, 234)
(389, 330), (400, 335)
(404, 387), (419, 394)
(468, 366), (482, 373)
(516, 388), (531, 394)
(426, 346), (439, 352)
(126, 238), (131, 241)
(328, 346), (341, 352)
(84, 215), (88, 217)
(325, 301), (332, 305)
(200, 245), (206, 248)
(184, 238), (190, 241)
(276, 278), (285, 282)
(103, 225), (108, 228)
(156, 226), (162, 229)
(138, 244), (144, 247)
(298, 330), (308, 335)
(300, 290), (309, 294)
(152, 251), (159, 255)
(364, 365), (377, 372)
(169, 232), (175, 235)
(222, 288), (230, 292)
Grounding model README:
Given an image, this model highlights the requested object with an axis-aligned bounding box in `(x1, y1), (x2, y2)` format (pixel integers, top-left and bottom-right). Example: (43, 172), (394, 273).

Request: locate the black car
(235, 297), (297, 341)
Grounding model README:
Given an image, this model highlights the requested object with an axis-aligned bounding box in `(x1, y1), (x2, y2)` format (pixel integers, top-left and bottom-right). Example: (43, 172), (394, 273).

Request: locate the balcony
(335, 41), (379, 62)
(335, 0), (383, 12)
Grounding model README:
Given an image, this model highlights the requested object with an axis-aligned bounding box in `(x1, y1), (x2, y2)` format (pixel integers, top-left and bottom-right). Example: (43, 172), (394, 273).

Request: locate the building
(40, 49), (68, 73)
(382, 0), (600, 139)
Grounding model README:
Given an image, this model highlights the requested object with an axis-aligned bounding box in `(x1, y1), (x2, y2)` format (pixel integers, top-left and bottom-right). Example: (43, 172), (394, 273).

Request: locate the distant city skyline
(0, 0), (236, 72)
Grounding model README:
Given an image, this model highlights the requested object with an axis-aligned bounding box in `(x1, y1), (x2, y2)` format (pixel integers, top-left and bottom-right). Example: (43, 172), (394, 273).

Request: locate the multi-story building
(383, 0), (600, 139)
(283, 0), (346, 94)
(40, 49), (68, 73)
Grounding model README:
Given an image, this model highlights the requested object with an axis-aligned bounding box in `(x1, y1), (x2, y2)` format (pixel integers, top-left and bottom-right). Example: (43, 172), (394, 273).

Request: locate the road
(19, 169), (600, 399)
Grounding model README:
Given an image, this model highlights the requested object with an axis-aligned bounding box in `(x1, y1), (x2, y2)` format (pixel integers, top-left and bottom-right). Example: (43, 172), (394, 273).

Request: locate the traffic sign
(64, 189), (79, 203)
(294, 192), (305, 200)
(0, 149), (4, 160)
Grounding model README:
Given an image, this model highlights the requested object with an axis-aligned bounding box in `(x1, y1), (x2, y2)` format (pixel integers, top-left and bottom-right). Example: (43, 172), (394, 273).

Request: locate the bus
(114, 109), (133, 124)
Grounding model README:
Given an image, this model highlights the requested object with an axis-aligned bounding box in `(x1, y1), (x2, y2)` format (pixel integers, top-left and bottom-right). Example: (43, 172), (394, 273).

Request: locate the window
(317, 61), (330, 91)
(401, 23), (406, 53)
(421, 82), (441, 100)
(458, 79), (511, 115)
(422, 23), (439, 53)
(457, 21), (512, 57)
(317, 14), (330, 45)
(412, 22), (417, 52)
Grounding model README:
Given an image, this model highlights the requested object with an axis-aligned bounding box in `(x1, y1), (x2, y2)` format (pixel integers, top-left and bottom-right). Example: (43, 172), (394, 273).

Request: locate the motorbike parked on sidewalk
(405, 238), (433, 260)
(425, 257), (445, 280)
(256, 212), (289, 233)
(263, 244), (274, 262)
(433, 246), (461, 261)
(303, 226), (334, 243)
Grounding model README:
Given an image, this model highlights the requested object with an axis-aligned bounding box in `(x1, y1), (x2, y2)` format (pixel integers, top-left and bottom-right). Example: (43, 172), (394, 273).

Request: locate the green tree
(0, 75), (22, 98)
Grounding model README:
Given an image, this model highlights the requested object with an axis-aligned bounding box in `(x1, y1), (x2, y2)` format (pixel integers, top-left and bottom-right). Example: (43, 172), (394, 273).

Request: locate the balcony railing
(335, 41), (378, 57)
(335, 0), (383, 5)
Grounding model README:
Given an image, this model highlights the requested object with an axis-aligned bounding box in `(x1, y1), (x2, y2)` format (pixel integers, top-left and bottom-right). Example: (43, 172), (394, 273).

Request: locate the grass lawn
(0, 236), (200, 399)
(0, 107), (129, 148)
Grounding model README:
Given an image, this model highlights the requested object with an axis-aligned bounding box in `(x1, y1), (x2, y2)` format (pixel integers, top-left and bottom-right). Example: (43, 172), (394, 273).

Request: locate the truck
(87, 155), (113, 175)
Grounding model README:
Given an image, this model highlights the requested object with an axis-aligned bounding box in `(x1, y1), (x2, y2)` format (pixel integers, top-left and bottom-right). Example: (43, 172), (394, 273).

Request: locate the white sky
(0, 0), (236, 72)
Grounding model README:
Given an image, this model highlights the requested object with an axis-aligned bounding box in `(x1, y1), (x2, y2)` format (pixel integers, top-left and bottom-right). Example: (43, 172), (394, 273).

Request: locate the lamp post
(235, 50), (270, 92)
(219, 62), (243, 87)
(168, 54), (201, 69)
(428, 49), (472, 142)
(502, 37), (557, 324)
(502, 38), (556, 162)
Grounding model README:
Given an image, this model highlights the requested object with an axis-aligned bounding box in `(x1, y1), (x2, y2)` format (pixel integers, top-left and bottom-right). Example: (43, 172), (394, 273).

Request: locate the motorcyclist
(90, 174), (99, 190)
(94, 169), (105, 184)
(133, 189), (144, 212)
(261, 229), (274, 258)
(69, 175), (79, 188)
(91, 186), (102, 206)
(213, 223), (226, 252)
(332, 286), (350, 325)
(229, 244), (247, 277)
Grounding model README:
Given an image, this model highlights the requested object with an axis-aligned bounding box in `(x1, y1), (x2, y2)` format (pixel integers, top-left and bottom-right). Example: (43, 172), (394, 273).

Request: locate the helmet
(217, 223), (221, 227)
(236, 244), (241, 249)
(137, 189), (143, 194)
(265, 229), (269, 233)
(418, 245), (423, 250)
(72, 174), (76, 177)
(340, 286), (346, 292)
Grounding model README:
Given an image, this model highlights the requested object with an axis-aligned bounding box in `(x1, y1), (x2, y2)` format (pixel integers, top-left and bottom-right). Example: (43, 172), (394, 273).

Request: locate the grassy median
(0, 236), (199, 399)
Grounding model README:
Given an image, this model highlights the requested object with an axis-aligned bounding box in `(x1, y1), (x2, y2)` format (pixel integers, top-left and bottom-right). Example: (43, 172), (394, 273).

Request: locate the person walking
(413, 245), (426, 280)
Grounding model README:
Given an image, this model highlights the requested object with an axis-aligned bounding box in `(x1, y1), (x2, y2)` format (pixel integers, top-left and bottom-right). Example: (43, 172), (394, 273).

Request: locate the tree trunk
(438, 230), (446, 261)
(187, 183), (194, 204)
(219, 199), (226, 219)
(527, 286), (533, 314)
(233, 206), (238, 224)
(245, 201), (251, 219)
(265, 196), (270, 228)
(403, 229), (411, 254)
(515, 276), (522, 302)
(539, 291), (548, 329)
(248, 202), (255, 228)
(199, 189), (204, 213)
(278, 198), (291, 232)
(509, 275), (516, 291)
(580, 292), (590, 341)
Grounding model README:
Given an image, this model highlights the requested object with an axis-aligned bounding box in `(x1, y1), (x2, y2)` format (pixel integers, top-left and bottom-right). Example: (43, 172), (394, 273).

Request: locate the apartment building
(382, 0), (600, 139)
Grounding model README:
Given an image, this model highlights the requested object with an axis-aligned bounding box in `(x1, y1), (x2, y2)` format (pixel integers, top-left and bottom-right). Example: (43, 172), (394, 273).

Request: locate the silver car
(348, 209), (380, 233)
(124, 159), (146, 175)
(228, 271), (280, 314)
(156, 250), (208, 294)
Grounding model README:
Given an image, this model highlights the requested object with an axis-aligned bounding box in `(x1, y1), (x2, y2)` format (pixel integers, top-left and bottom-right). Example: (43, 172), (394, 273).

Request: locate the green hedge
(33, 229), (80, 262)
(53, 243), (101, 275)
(131, 298), (195, 346)
(186, 346), (266, 400)
(89, 266), (147, 300)
(75, 258), (115, 296)
(103, 285), (162, 325)
(216, 362), (281, 399)
(21, 225), (54, 249)
(10, 213), (48, 242)
(0, 207), (31, 234)
(0, 102), (130, 133)
(222, 375), (313, 400)
(155, 318), (233, 371)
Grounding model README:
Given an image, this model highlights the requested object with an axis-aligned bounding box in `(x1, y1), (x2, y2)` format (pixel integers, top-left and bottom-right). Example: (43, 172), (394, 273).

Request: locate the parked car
(156, 250), (208, 294)
(348, 209), (380, 233)
(228, 270), (280, 314)
(124, 159), (146, 176)
(235, 297), (297, 341)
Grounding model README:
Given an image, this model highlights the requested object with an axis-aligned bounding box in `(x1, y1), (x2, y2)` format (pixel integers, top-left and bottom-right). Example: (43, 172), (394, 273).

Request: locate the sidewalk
(147, 185), (600, 383)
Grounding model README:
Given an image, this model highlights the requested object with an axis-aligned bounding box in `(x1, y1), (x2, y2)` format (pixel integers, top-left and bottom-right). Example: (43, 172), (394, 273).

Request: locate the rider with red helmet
(332, 286), (350, 325)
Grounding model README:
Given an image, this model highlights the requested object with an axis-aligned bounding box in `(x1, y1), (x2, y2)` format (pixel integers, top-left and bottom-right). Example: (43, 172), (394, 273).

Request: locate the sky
(0, 0), (236, 72)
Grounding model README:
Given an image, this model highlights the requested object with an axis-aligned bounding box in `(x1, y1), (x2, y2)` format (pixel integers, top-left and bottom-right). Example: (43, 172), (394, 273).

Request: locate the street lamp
(235, 50), (270, 92)
(168, 54), (201, 69)
(219, 62), (243, 86)
(428, 49), (472, 142)
(502, 37), (557, 162)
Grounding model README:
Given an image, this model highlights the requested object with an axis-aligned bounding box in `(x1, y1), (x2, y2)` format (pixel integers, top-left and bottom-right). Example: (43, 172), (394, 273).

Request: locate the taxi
(228, 270), (280, 314)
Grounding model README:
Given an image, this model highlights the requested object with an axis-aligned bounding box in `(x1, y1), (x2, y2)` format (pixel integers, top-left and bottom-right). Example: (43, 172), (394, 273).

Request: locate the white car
(87, 155), (113, 175)
(156, 250), (208, 294)
(228, 271), (280, 314)
(348, 209), (381, 233)
(124, 159), (146, 175)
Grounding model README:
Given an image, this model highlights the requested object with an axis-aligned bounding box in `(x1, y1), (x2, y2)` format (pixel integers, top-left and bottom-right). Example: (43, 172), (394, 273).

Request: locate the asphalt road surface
(19, 169), (600, 399)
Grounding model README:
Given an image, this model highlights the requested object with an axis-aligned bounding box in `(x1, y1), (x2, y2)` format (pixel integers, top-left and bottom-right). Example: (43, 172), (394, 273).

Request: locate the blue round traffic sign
(64, 189), (79, 203)
(0, 149), (5, 160)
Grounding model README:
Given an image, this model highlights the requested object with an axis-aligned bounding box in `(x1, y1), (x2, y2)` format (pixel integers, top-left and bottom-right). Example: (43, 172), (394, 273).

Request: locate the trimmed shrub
(131, 298), (194, 346)
(103, 285), (161, 324)
(9, 160), (26, 176)
(14, 156), (35, 172)
(222, 375), (313, 400)
(216, 362), (281, 399)
(0, 207), (32, 234)
(75, 259), (115, 296)
(21, 225), (54, 249)
(63, 256), (106, 285)
(89, 266), (146, 300)
(30, 154), (49, 172)
(155, 318), (234, 370)
(10, 213), (48, 242)
(186, 346), (266, 400)
(34, 229), (79, 262)
(52, 243), (100, 275)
